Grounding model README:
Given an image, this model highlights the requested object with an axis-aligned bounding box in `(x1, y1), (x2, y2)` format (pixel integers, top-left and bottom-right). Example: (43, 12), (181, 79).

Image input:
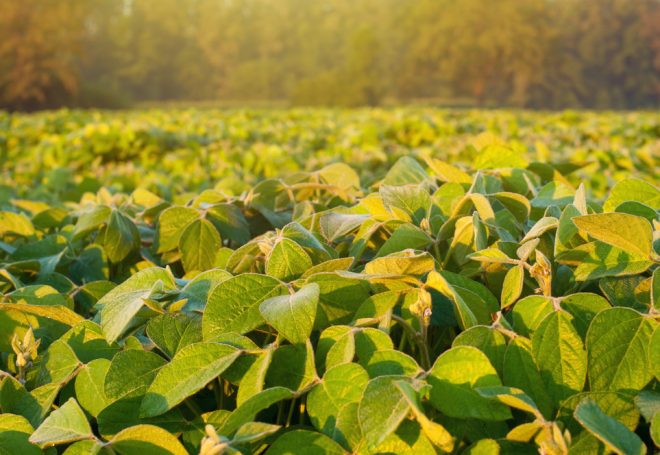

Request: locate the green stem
(276, 402), (286, 425)
(419, 320), (432, 370)
(214, 378), (224, 409)
(183, 398), (202, 418)
(285, 398), (297, 427)
(397, 329), (407, 352)
(433, 242), (442, 262)
(392, 314), (431, 370)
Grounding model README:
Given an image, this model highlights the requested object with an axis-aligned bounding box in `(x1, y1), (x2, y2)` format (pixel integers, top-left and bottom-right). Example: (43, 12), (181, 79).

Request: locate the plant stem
(392, 314), (431, 370)
(214, 378), (224, 409)
(184, 398), (202, 418)
(276, 401), (286, 425)
(285, 398), (297, 427)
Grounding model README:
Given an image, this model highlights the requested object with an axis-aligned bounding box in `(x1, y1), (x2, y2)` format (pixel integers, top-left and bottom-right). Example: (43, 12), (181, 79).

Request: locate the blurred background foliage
(0, 0), (659, 111)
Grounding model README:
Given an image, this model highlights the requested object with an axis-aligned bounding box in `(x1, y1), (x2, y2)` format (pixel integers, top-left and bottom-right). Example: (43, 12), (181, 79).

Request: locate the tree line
(1, 0), (658, 110)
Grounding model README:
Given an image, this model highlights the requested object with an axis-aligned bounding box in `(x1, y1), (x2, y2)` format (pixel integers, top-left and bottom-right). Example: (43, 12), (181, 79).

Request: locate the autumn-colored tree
(0, 0), (658, 110)
(0, 0), (87, 110)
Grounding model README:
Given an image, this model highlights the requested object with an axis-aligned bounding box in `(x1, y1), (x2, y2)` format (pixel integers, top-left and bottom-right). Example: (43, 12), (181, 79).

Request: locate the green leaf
(178, 218), (221, 273)
(425, 158), (472, 184)
(586, 307), (656, 391)
(462, 439), (501, 454)
(108, 424), (188, 455)
(651, 413), (660, 448)
(33, 339), (81, 387)
(266, 238), (313, 281)
(220, 387), (294, 435)
(500, 265), (524, 309)
(140, 342), (241, 417)
(441, 270), (499, 317)
(301, 258), (354, 278)
(473, 144), (528, 169)
(282, 222), (332, 263)
(453, 326), (507, 377)
(362, 349), (422, 378)
(380, 185), (431, 224)
(265, 429), (347, 455)
(558, 391), (640, 436)
(319, 161), (360, 189)
(29, 398), (93, 448)
(206, 203), (251, 245)
(599, 276), (646, 309)
(493, 192), (531, 223)
(364, 250), (435, 277)
(511, 295), (553, 337)
(104, 350), (167, 401)
(74, 358), (111, 417)
(427, 346), (511, 421)
(180, 268), (232, 310)
(307, 272), (371, 326)
(73, 205), (111, 239)
(426, 270), (478, 330)
(232, 421), (281, 444)
(521, 216), (558, 242)
(319, 213), (369, 243)
(103, 210), (140, 263)
(0, 414), (40, 455)
(236, 348), (273, 406)
(317, 326), (355, 372)
(145, 312), (202, 359)
(60, 439), (103, 454)
(531, 182), (574, 209)
(0, 377), (44, 428)
(502, 337), (554, 420)
(202, 273), (286, 339)
(559, 293), (610, 339)
(59, 321), (118, 364)
(574, 398), (646, 455)
(531, 311), (586, 405)
(99, 267), (176, 343)
(557, 241), (653, 281)
(573, 213), (653, 258)
(603, 178), (660, 212)
(265, 341), (317, 391)
(330, 402), (361, 451)
(469, 248), (516, 264)
(9, 234), (67, 274)
(376, 223), (432, 258)
(635, 391), (660, 422)
(96, 397), (186, 439)
(0, 211), (35, 237)
(0, 300), (84, 327)
(382, 156), (430, 186)
(259, 283), (319, 344)
(358, 376), (412, 448)
(394, 380), (455, 452)
(369, 419), (435, 454)
(156, 206), (199, 253)
(0, 412), (30, 434)
(307, 363), (369, 435)
(554, 204), (582, 256)
(615, 201), (657, 221)
(476, 386), (544, 420)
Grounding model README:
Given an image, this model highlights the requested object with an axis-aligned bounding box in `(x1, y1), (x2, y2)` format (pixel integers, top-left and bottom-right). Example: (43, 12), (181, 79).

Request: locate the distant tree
(0, 0), (86, 110)
(0, 0), (658, 110)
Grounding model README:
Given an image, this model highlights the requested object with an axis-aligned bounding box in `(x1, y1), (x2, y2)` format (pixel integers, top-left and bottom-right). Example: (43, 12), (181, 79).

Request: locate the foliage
(0, 109), (659, 453)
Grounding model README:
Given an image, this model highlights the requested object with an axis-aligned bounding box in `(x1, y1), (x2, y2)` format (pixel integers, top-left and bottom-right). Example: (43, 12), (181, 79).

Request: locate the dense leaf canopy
(0, 109), (659, 453)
